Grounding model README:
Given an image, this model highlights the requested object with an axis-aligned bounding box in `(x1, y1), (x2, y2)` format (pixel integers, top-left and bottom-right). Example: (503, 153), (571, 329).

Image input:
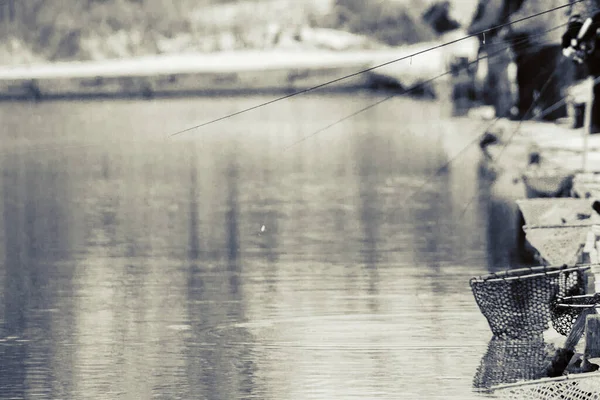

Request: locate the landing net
(517, 199), (600, 266)
(485, 372), (600, 399)
(473, 337), (556, 390)
(470, 265), (589, 339)
(551, 293), (600, 336)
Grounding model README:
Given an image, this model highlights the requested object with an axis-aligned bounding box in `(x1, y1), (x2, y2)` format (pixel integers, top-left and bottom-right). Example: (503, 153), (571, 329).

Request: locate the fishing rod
(285, 25), (571, 154)
(287, 5), (600, 155)
(168, 1), (585, 137)
(457, 45), (600, 217)
(3, 20), (567, 161)
(253, 34), (558, 255)
(387, 6), (600, 212)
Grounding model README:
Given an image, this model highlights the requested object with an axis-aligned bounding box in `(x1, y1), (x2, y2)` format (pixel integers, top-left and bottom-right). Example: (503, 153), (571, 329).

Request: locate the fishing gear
(168, 1), (585, 137)
(562, 9), (600, 133)
(562, 11), (600, 66)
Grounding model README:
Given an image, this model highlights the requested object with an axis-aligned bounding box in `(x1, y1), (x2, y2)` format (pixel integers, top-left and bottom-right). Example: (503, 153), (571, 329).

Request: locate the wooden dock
(480, 116), (600, 199)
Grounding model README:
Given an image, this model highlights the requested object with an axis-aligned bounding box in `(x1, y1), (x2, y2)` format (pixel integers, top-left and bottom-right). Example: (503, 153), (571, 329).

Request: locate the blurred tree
(323, 0), (437, 45)
(422, 1), (460, 34)
(0, 0), (457, 61)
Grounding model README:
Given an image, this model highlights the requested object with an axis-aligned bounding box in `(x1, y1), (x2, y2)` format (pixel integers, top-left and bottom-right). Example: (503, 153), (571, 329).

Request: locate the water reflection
(225, 143), (241, 291)
(355, 130), (382, 308)
(0, 151), (77, 398)
(187, 144), (201, 261)
(0, 94), (514, 399)
(473, 336), (553, 390)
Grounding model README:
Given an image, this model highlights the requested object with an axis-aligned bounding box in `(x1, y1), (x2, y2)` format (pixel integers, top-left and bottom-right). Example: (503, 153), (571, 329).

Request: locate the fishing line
(349, 30), (570, 210)
(415, 58), (566, 304)
(393, 10), (597, 209)
(168, 0), (584, 137)
(257, 30), (563, 237)
(281, 13), (596, 152)
(283, 29), (567, 153)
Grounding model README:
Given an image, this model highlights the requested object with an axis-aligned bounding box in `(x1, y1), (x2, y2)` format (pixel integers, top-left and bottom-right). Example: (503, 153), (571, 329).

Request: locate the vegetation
(0, 0), (459, 63)
(320, 0), (438, 46)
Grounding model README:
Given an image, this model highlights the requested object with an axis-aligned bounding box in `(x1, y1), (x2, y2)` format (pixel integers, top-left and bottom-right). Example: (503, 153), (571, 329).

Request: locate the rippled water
(0, 94), (525, 399)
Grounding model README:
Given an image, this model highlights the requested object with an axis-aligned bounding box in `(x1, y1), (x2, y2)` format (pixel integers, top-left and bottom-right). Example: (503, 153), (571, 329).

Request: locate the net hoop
(470, 265), (592, 339)
(551, 293), (600, 335)
(469, 264), (592, 286)
(554, 293), (600, 309)
(474, 371), (600, 395)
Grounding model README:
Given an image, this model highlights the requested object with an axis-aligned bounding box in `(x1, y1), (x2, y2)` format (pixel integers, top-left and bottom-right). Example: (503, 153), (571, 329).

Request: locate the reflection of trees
(354, 131), (382, 312)
(188, 144), (201, 261)
(473, 336), (553, 390)
(0, 152), (75, 398)
(485, 196), (522, 270)
(185, 143), (258, 400)
(226, 145), (240, 286)
(475, 157), (527, 270)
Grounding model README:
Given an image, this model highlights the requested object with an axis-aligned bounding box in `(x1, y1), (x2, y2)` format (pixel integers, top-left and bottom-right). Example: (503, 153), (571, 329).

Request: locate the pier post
(583, 76), (595, 172)
(581, 226), (600, 292)
(585, 314), (600, 366)
(594, 225), (600, 293)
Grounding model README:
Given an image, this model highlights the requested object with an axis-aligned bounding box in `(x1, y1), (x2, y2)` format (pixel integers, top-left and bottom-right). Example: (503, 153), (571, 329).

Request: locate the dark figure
(562, 12), (600, 133)
(499, 28), (570, 121)
(513, 41), (567, 120)
(467, 0), (569, 119)
(422, 1), (460, 35)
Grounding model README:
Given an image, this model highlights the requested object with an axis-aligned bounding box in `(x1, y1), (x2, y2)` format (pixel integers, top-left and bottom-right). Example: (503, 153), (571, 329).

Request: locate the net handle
(524, 223), (600, 229)
(480, 371), (600, 393)
(554, 293), (600, 308)
(469, 264), (594, 285)
(554, 303), (600, 308)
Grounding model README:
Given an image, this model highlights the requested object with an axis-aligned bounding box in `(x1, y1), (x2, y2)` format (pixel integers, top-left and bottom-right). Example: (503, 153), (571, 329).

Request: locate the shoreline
(0, 35), (477, 100)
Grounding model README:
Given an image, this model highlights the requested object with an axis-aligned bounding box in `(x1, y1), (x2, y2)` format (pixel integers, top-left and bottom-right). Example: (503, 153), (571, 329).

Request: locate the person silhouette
(562, 12), (600, 133)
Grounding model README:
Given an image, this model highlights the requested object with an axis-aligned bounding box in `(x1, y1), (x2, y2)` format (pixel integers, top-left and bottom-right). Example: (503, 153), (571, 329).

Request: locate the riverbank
(0, 0), (475, 64)
(0, 31), (479, 100)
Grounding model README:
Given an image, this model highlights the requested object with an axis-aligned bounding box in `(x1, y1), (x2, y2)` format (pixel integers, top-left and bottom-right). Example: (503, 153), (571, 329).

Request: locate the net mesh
(517, 199), (600, 227)
(521, 171), (574, 198)
(470, 266), (588, 339)
(523, 227), (590, 266)
(473, 337), (556, 390)
(489, 373), (600, 399)
(551, 294), (600, 336)
(517, 199), (600, 265)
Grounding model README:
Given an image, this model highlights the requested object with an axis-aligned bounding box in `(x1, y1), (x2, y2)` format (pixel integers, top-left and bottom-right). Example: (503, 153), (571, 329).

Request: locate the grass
(0, 0), (453, 63)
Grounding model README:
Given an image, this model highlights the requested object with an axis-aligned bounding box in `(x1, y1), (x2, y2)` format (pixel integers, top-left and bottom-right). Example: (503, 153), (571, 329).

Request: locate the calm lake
(0, 93), (526, 399)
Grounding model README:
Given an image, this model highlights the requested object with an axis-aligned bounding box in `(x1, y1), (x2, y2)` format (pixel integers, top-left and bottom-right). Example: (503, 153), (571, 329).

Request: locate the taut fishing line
(286, 7), (600, 155)
(456, 38), (600, 219)
(167, 0), (585, 137)
(387, 24), (574, 208)
(254, 25), (575, 247)
(282, 24), (569, 152)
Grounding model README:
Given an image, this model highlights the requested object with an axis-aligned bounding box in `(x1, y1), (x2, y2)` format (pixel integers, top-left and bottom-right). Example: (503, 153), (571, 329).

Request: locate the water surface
(0, 94), (523, 399)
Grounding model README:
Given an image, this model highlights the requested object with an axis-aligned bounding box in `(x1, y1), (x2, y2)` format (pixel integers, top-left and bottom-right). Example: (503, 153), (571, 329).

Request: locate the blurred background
(0, 0), (576, 399)
(0, 0), (477, 63)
